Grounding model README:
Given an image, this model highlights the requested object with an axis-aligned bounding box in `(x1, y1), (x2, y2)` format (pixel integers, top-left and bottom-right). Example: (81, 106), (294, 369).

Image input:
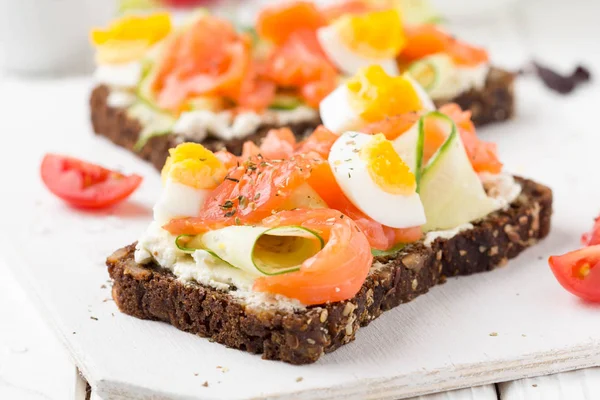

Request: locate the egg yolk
(335, 9), (405, 59)
(347, 65), (423, 122)
(360, 134), (416, 195)
(90, 13), (172, 64)
(161, 143), (226, 189)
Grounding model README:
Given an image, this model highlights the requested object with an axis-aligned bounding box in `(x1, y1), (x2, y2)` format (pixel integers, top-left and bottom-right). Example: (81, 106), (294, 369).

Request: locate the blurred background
(0, 0), (544, 77)
(0, 0), (594, 78)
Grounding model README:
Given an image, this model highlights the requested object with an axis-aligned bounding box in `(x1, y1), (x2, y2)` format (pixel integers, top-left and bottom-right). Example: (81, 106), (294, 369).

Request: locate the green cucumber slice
(136, 64), (162, 111)
(391, 111), (455, 191)
(269, 94), (304, 111)
(127, 102), (175, 151)
(371, 243), (406, 257)
(175, 234), (238, 269)
(117, 0), (157, 14)
(185, 96), (228, 112)
(398, 0), (442, 25)
(180, 225), (324, 276)
(252, 226), (324, 275)
(408, 59), (438, 91)
(406, 54), (454, 94)
(390, 116), (424, 187)
(419, 117), (499, 232)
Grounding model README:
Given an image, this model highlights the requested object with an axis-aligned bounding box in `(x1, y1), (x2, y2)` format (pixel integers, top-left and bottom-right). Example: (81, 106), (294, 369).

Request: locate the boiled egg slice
(328, 131), (426, 228)
(317, 9), (404, 76)
(320, 64), (435, 133)
(154, 143), (226, 224)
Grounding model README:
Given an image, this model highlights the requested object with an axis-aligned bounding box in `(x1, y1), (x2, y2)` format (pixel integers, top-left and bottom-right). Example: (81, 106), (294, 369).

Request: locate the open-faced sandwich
(106, 65), (550, 364)
(90, 0), (515, 171)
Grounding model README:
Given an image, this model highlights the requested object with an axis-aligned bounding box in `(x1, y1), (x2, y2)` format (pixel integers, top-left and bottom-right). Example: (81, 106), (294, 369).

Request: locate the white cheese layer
(172, 106), (318, 142)
(107, 91), (137, 108)
(481, 172), (522, 208)
(134, 222), (306, 311)
(423, 173), (522, 246)
(94, 62), (143, 89)
(424, 223), (474, 247)
(429, 62), (490, 100)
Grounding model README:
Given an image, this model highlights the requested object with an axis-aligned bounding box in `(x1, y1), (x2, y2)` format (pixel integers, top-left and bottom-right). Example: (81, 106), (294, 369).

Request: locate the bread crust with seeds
(90, 68), (515, 171)
(106, 177), (551, 365)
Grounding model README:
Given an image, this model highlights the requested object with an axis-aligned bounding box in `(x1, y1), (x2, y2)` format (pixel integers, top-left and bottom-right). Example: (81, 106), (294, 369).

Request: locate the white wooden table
(1, 0), (600, 398)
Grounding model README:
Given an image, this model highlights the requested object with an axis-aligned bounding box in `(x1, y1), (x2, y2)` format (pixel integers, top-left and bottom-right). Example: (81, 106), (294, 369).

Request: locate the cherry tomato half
(40, 154), (142, 209)
(548, 245), (600, 302)
(581, 216), (600, 246)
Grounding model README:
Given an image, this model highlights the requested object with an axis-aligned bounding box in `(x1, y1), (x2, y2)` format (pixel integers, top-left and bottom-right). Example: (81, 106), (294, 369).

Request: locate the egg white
(153, 178), (210, 225)
(319, 76), (436, 134)
(328, 132), (426, 229)
(319, 84), (367, 133)
(317, 25), (400, 77)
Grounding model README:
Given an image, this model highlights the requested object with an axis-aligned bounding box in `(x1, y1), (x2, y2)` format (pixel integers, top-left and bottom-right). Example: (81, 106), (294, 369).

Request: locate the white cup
(0, 0), (116, 76)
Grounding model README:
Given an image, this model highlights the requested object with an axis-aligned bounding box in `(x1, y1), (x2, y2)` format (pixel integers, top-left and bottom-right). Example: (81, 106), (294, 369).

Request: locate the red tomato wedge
(163, 154), (318, 234)
(264, 30), (338, 107)
(549, 245), (600, 302)
(152, 16), (274, 112)
(401, 25), (489, 67)
(40, 154), (142, 209)
(253, 209), (372, 305)
(256, 1), (326, 45)
(581, 216), (600, 246)
(307, 161), (422, 250)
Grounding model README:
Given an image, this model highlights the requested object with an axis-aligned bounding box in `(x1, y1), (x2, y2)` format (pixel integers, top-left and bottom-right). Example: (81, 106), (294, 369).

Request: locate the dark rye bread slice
(89, 85), (320, 172)
(433, 67), (516, 126)
(90, 67), (516, 172)
(106, 177), (551, 365)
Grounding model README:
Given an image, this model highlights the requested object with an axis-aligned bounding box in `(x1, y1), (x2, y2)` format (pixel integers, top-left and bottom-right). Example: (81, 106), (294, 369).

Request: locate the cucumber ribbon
(176, 225), (324, 276)
(391, 110), (456, 192)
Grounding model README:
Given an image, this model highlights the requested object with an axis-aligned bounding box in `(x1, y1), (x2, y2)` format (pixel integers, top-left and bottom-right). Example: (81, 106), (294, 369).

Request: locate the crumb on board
(90, 316), (98, 321)
(216, 366), (229, 373)
(522, 334), (527, 337)
(296, 377), (304, 382)
(532, 384), (538, 387)
(100, 284), (107, 289)
(194, 373), (198, 376)
(489, 332), (498, 337)
(202, 381), (209, 387)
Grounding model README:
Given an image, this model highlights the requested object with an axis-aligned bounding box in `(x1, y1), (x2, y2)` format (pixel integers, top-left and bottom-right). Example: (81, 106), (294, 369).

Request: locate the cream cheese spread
(429, 63), (490, 100)
(107, 91), (137, 108)
(94, 62), (143, 89)
(172, 106), (318, 142)
(134, 222), (306, 310)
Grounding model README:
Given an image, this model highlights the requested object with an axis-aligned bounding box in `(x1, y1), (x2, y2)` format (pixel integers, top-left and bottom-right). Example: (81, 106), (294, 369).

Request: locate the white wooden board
(2, 0), (600, 398)
(1, 72), (600, 400)
(0, 261), (75, 400)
